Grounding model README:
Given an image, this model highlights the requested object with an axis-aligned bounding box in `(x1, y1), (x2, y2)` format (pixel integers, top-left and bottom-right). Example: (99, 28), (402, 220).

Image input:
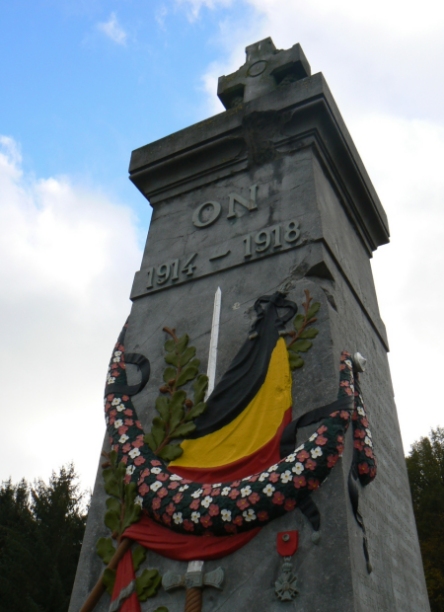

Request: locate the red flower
(124, 418), (134, 426)
(157, 473), (169, 481)
(248, 492), (260, 505)
(317, 425), (328, 434)
(272, 491), (285, 505)
(354, 429), (365, 439)
(297, 450), (310, 462)
(107, 393), (115, 401)
(134, 456), (146, 466)
(173, 492), (183, 504)
(158, 487), (168, 498)
(358, 462), (369, 475)
(269, 472), (280, 483)
(248, 474), (259, 483)
(327, 455), (338, 468)
(151, 460), (162, 466)
(236, 498), (250, 510)
(352, 411), (358, 421)
(118, 425), (128, 436)
(211, 488), (221, 497)
(105, 402), (111, 412)
(190, 499), (200, 510)
(233, 515), (243, 526)
(200, 515), (213, 528)
(132, 437), (144, 448)
(257, 511), (269, 522)
(293, 476), (306, 489)
(231, 480), (241, 487)
(168, 481), (179, 490)
(340, 410), (350, 419)
(124, 474), (131, 484)
(140, 468), (150, 479)
(330, 411), (339, 417)
(122, 395), (129, 401)
(229, 489), (240, 500)
(337, 435), (344, 443)
(343, 387), (353, 396)
(337, 444), (344, 455)
(152, 497), (161, 510)
(315, 435), (328, 446)
(135, 421), (143, 430)
(202, 484), (213, 495)
(308, 478), (320, 490)
(354, 440), (364, 451)
(166, 503), (176, 516)
(162, 513), (172, 526)
(224, 524), (237, 534)
(284, 499), (296, 511)
(364, 447), (374, 458)
(121, 455), (128, 465)
(124, 409), (133, 416)
(361, 417), (369, 427)
(340, 380), (350, 387)
(209, 504), (220, 516)
(183, 520), (194, 532)
(139, 483), (150, 496)
(305, 459), (316, 471)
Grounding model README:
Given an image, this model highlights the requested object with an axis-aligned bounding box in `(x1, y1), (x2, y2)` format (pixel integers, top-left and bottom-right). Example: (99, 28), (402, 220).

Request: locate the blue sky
(2, 0), (444, 490)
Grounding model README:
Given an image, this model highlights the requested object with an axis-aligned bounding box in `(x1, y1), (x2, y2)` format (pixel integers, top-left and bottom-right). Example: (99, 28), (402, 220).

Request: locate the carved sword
(162, 287), (224, 612)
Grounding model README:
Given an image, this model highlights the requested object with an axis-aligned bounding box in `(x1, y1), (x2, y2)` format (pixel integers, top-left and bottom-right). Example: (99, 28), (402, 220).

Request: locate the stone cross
(217, 37), (311, 109)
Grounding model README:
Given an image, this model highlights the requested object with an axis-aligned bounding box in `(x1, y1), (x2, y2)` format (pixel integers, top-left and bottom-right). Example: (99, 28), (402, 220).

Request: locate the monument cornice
(129, 73), (389, 254)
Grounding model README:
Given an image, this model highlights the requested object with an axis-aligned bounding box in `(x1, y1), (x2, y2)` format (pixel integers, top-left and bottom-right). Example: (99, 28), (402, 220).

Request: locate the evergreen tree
(407, 427), (444, 612)
(0, 464), (88, 612)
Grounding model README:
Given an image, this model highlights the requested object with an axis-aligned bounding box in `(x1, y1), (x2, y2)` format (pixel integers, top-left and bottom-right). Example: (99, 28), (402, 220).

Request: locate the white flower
(191, 488), (203, 499)
(345, 359), (352, 368)
(258, 472), (269, 482)
(119, 434), (129, 444)
(365, 429), (372, 438)
(212, 483), (222, 487)
(263, 484), (275, 497)
(243, 509), (256, 522)
(240, 486), (252, 497)
(201, 496), (212, 508)
(134, 496), (143, 507)
(295, 444), (304, 453)
(151, 467), (161, 474)
(349, 384), (354, 392)
(221, 509), (232, 522)
(286, 453), (296, 462)
(169, 473), (183, 481)
(364, 436), (373, 447)
(191, 511), (200, 523)
(357, 406), (365, 416)
(292, 462), (304, 475)
(173, 512), (183, 524)
(107, 376), (116, 384)
(114, 419), (123, 429)
(128, 448), (140, 459)
(114, 350), (122, 357)
(221, 487), (231, 496)
(126, 465), (135, 475)
(179, 484), (189, 492)
(280, 470), (292, 483)
(269, 463), (279, 471)
(151, 481), (162, 492)
(111, 397), (121, 406)
(311, 447), (323, 458)
(309, 433), (317, 442)
(116, 404), (125, 412)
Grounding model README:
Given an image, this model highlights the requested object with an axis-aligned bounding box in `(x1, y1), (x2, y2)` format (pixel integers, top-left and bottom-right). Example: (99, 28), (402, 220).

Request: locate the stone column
(69, 38), (430, 612)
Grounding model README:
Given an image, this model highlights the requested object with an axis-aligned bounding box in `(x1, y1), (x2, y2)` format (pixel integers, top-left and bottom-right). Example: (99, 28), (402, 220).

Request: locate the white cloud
(0, 137), (142, 490)
(175, 0), (234, 21)
(97, 12), (127, 45)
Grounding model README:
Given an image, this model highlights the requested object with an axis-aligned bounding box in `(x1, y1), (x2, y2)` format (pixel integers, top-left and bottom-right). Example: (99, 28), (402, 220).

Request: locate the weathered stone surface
(69, 39), (430, 612)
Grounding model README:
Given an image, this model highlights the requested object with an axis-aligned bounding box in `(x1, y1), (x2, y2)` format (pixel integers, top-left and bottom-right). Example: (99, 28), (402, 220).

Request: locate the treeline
(0, 464), (88, 612)
(406, 427), (444, 612)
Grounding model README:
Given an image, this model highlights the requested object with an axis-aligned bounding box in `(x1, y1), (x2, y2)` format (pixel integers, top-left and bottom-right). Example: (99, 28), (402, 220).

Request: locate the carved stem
(184, 587), (203, 612)
(79, 537), (133, 612)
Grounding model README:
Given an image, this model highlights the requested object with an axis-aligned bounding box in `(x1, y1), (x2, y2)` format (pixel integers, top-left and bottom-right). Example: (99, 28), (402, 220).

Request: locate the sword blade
(205, 286), (221, 400)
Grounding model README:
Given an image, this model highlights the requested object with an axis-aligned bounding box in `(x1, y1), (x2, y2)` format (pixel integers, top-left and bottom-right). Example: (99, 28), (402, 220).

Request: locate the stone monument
(69, 38), (430, 612)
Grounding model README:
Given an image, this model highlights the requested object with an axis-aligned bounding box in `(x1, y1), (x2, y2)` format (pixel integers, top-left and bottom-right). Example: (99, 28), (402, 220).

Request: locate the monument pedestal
(70, 39), (430, 612)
